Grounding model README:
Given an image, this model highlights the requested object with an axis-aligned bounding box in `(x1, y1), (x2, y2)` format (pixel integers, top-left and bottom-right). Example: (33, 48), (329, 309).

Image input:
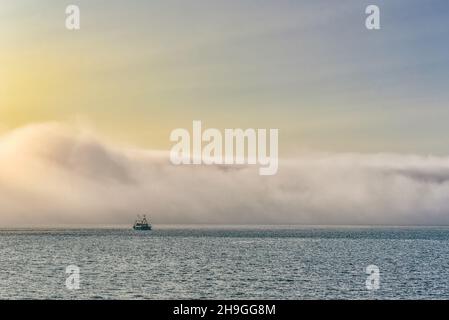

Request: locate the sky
(1, 1), (449, 225)
(2, 0), (449, 153)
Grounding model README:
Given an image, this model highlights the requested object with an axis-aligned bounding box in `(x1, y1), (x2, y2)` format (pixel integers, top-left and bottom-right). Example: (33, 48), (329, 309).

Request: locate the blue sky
(1, 0), (449, 153)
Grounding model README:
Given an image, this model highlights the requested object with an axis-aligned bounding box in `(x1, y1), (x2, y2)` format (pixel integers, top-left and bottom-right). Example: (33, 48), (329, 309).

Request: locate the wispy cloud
(1, 123), (449, 226)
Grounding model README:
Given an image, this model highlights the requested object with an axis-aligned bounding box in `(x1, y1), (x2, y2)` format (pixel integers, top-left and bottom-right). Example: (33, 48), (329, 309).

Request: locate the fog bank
(1, 123), (449, 226)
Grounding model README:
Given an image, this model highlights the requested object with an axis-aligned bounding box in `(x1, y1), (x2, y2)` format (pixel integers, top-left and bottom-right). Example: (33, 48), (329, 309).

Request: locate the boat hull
(133, 225), (152, 231)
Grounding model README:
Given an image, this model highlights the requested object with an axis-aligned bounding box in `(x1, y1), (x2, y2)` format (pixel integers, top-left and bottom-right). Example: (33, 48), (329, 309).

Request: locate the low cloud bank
(1, 123), (449, 226)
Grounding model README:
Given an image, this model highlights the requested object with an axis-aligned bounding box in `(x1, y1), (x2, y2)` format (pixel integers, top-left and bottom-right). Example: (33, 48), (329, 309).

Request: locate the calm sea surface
(0, 226), (448, 299)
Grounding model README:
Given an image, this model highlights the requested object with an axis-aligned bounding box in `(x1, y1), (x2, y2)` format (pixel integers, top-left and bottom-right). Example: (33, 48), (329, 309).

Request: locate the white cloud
(1, 122), (449, 226)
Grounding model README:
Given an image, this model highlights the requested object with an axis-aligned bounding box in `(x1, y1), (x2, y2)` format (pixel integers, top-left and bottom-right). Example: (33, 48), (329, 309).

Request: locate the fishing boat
(133, 215), (152, 231)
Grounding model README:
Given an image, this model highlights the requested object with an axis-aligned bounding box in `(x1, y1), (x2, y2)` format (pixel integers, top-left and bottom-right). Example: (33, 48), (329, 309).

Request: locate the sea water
(0, 226), (448, 299)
